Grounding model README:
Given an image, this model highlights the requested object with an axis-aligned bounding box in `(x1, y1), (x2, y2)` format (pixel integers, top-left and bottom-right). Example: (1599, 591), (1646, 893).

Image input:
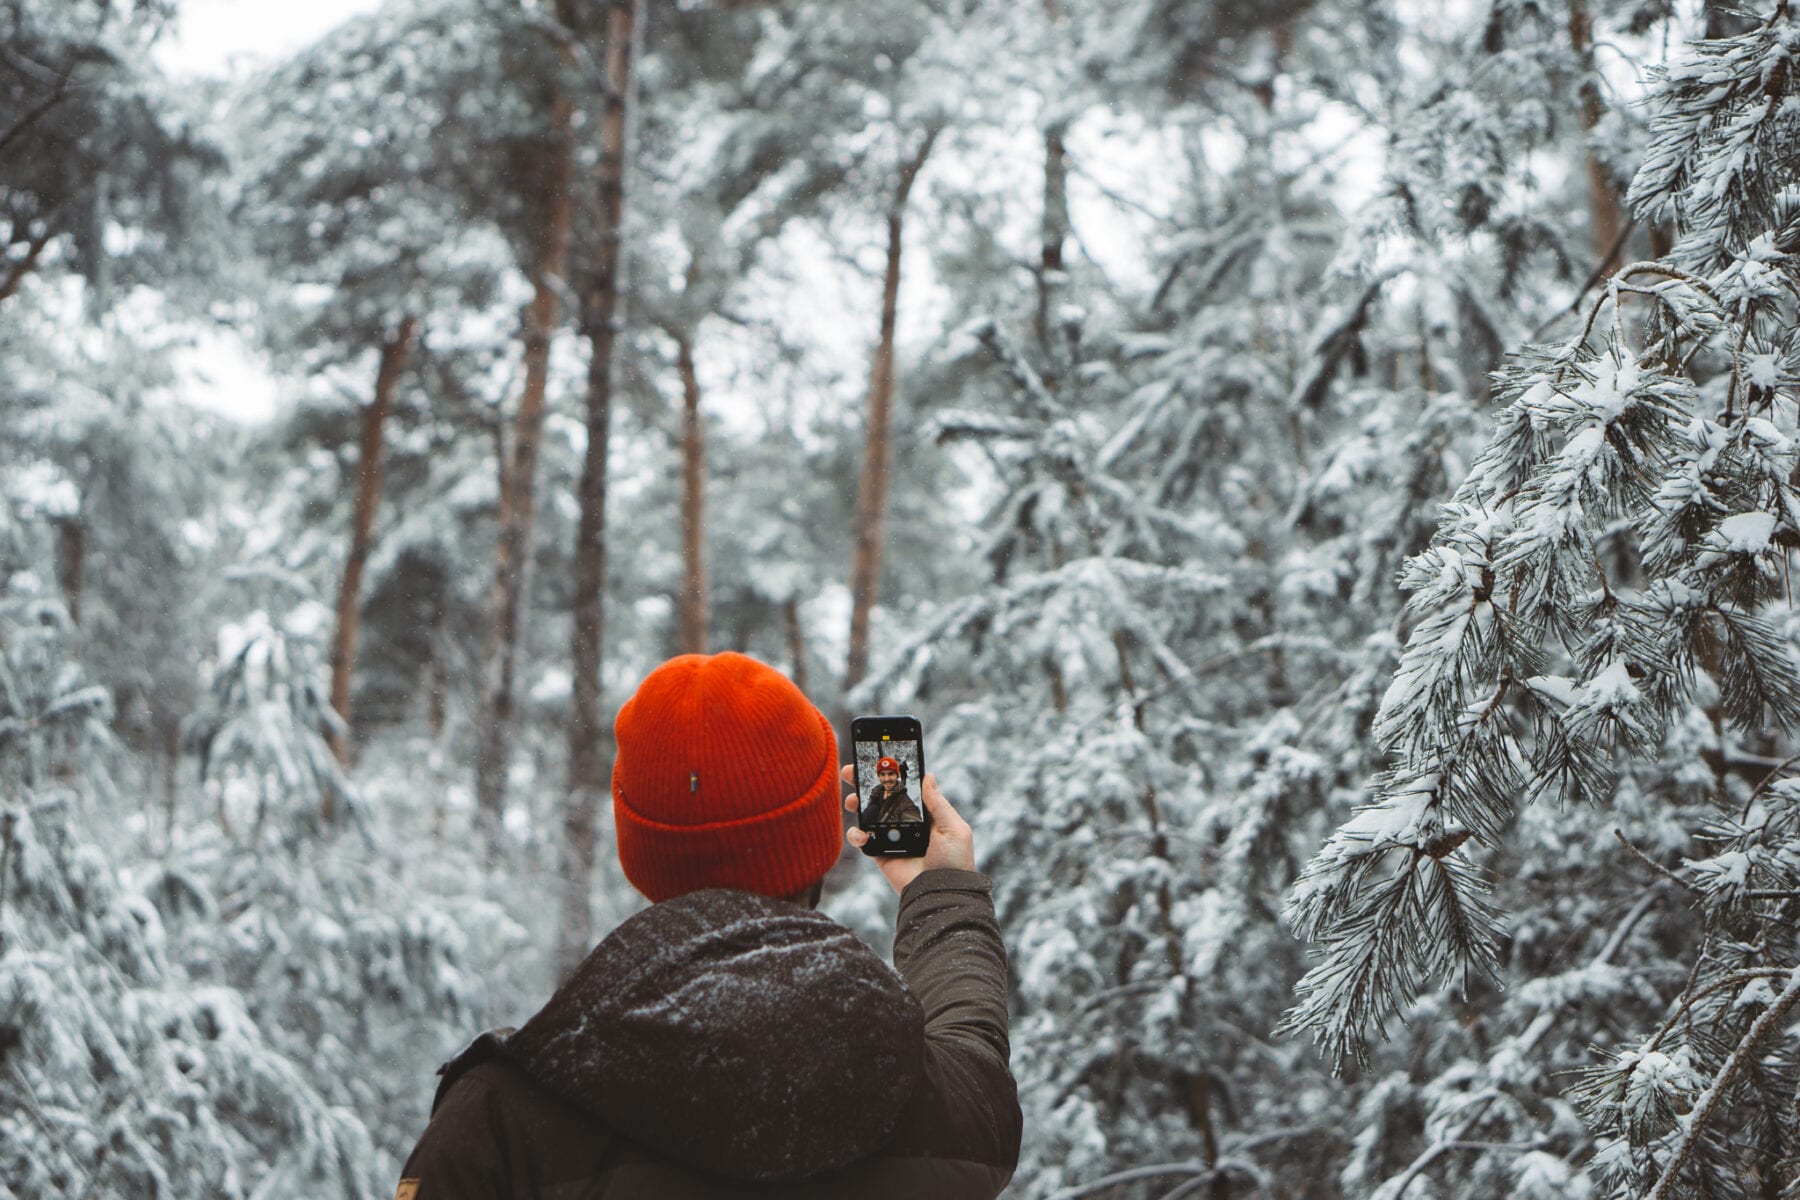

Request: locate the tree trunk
(845, 128), (938, 691)
(474, 75), (577, 840)
(327, 315), (418, 775)
(426, 656), (448, 739)
(557, 0), (639, 975)
(1251, 21), (1293, 111)
(422, 575), (449, 739)
(0, 229), (49, 307)
(1568, 0), (1626, 274)
(53, 515), (83, 625)
(1033, 124), (1068, 363)
(677, 332), (708, 654)
(162, 716), (180, 850)
(783, 595), (808, 695)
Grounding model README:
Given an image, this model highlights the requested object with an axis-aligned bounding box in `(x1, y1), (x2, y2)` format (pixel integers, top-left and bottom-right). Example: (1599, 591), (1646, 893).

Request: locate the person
(862, 755), (923, 825)
(394, 651), (1020, 1199)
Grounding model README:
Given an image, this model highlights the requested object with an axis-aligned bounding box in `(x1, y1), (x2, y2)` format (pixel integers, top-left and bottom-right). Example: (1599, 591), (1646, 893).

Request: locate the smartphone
(852, 714), (931, 857)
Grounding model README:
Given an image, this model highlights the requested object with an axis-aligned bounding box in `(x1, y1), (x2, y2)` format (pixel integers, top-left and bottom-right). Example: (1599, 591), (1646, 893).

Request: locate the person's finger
(846, 826), (869, 848)
(919, 774), (964, 829)
(844, 791), (859, 814)
(840, 763), (855, 785)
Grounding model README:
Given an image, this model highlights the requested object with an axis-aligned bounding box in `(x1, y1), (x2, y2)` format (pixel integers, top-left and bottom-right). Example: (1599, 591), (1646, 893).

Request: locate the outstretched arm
(841, 769), (1020, 1174)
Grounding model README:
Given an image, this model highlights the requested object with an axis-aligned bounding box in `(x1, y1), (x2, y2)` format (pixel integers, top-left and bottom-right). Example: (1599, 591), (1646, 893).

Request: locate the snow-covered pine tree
(1284, 6), (1800, 1195)
(0, 475), (384, 1199)
(163, 572), (522, 1180)
(847, 5), (1511, 1188)
(0, 0), (217, 314)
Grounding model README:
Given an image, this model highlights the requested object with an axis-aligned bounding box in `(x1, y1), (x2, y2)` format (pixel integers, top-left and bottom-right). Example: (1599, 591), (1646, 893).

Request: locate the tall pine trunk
(845, 128), (938, 691)
(783, 595), (808, 694)
(557, 0), (639, 974)
(422, 584), (448, 739)
(327, 315), (418, 775)
(1033, 124), (1068, 362)
(474, 80), (577, 839)
(161, 716), (181, 850)
(1568, 0), (1626, 272)
(53, 515), (83, 625)
(677, 332), (707, 654)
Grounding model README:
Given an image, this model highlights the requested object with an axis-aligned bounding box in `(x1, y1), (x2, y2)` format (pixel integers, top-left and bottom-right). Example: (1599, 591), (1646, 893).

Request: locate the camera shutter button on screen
(886, 829), (901, 842)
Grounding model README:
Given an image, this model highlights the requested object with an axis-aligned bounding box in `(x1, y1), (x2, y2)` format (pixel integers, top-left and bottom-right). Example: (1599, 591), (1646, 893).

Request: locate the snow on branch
(1629, 5), (1800, 273)
(1284, 7), (1800, 1114)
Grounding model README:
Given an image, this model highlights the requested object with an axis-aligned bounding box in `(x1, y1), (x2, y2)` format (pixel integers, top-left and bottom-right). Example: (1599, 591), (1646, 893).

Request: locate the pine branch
(1645, 969), (1800, 1200)
(1376, 885), (1665, 1197)
(1615, 828), (1702, 894)
(1646, 968), (1798, 1053)
(976, 320), (1063, 419)
(1530, 217), (1641, 341)
(1044, 1163), (1210, 1200)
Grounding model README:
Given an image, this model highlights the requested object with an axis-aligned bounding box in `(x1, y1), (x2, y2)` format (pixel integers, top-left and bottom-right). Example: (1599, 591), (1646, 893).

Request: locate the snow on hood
(503, 888), (925, 1182)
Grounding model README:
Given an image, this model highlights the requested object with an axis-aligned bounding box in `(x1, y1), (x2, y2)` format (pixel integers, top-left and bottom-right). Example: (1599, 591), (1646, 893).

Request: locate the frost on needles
(1284, 6), (1800, 1195)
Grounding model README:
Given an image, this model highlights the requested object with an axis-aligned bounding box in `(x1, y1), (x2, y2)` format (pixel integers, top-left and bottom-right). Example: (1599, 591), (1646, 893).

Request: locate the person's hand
(843, 765), (975, 894)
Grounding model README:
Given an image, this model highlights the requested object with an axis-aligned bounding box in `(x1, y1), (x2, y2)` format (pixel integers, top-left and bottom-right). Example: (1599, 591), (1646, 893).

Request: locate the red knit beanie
(613, 652), (842, 903)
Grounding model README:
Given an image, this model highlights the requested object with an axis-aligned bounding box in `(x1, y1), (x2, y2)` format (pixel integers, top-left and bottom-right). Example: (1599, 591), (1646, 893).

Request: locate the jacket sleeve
(892, 868), (1023, 1171)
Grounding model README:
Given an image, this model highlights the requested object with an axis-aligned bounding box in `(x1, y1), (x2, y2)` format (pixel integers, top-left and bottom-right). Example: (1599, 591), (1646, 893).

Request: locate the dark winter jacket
(861, 784), (923, 826)
(396, 869), (1020, 1199)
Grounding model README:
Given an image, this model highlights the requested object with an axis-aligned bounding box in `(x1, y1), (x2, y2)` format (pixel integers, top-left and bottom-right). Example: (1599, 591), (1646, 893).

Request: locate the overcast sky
(143, 0), (1362, 426)
(155, 0), (380, 77)
(152, 0), (383, 421)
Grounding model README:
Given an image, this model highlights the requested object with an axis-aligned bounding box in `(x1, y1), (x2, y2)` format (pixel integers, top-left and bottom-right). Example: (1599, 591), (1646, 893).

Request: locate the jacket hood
(502, 888), (926, 1182)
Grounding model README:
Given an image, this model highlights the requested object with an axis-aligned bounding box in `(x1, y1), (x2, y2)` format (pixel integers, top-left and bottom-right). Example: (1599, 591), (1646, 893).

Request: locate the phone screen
(852, 715), (929, 856)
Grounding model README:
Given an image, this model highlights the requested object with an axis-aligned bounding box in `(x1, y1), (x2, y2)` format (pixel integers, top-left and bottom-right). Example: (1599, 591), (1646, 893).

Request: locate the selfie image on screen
(857, 741), (924, 826)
